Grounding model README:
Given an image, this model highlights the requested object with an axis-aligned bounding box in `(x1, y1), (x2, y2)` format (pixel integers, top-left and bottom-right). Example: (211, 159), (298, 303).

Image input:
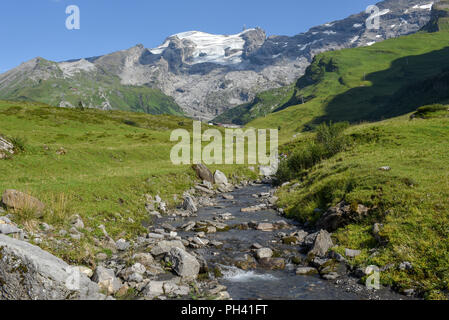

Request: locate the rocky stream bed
(0, 174), (412, 300)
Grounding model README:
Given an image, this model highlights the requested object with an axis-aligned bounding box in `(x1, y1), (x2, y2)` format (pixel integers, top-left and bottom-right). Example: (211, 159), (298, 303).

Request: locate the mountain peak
(149, 28), (266, 66)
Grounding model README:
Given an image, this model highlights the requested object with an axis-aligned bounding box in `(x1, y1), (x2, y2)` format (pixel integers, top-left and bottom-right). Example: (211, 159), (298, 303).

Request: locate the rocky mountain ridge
(0, 0), (437, 120)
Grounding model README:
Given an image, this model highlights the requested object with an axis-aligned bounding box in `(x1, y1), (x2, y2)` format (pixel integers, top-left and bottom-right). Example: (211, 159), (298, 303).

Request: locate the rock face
(166, 247), (200, 279)
(1, 190), (45, 217)
(0, 234), (106, 300)
(0, 0), (435, 120)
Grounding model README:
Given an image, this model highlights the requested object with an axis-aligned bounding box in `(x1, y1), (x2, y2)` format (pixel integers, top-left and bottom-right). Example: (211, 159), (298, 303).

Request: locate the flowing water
(156, 183), (405, 300)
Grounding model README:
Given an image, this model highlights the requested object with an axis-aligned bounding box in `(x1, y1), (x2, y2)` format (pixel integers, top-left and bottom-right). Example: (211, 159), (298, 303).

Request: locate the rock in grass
(345, 248), (361, 258)
(1, 189), (45, 217)
(166, 247), (200, 279)
(0, 234), (107, 300)
(70, 214), (84, 230)
(192, 164), (214, 184)
(214, 170), (228, 185)
(0, 224), (21, 235)
(0, 136), (14, 158)
(116, 239), (130, 251)
(316, 201), (369, 232)
(399, 261), (413, 271)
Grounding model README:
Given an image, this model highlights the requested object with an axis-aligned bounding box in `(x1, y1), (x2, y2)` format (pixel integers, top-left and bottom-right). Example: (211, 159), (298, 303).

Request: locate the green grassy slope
(276, 109), (449, 299)
(0, 100), (255, 263)
(247, 29), (449, 141)
(0, 58), (184, 116)
(213, 85), (297, 125)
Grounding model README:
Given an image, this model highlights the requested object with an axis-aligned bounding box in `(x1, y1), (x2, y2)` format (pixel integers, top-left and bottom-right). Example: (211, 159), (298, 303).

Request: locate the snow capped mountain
(0, 0), (438, 120)
(150, 29), (257, 66)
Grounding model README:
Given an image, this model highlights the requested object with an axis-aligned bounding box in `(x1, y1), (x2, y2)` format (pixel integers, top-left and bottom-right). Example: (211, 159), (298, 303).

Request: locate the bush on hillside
(413, 104), (448, 118)
(9, 136), (27, 153)
(276, 122), (349, 183)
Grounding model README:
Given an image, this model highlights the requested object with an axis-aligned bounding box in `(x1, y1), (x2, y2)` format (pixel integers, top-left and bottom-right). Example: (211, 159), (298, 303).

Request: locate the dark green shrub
(9, 136), (27, 153)
(414, 104), (448, 118)
(276, 122), (350, 183)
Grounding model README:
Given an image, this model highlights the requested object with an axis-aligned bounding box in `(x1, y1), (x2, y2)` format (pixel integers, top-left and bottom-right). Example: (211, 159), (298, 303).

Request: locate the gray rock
(1, 190), (45, 217)
(148, 232), (165, 239)
(70, 215), (84, 230)
(150, 240), (185, 256)
(166, 247), (200, 279)
(321, 272), (340, 280)
(256, 248), (273, 260)
(316, 201), (369, 231)
(116, 239), (130, 251)
(0, 234), (107, 300)
(195, 185), (214, 194)
(309, 230), (333, 257)
(399, 261), (413, 271)
(296, 267), (318, 275)
(202, 180), (213, 189)
(96, 253), (108, 261)
(251, 243), (263, 250)
(132, 253), (155, 268)
(0, 216), (11, 224)
(403, 288), (415, 297)
(345, 248), (362, 258)
(92, 266), (122, 295)
(214, 170), (228, 185)
(164, 283), (190, 296)
(303, 232), (319, 248)
(328, 250), (347, 263)
(268, 196), (279, 205)
(0, 136), (14, 158)
(120, 263), (146, 283)
(373, 223), (386, 244)
(0, 224), (21, 235)
(192, 164), (214, 184)
(143, 280), (165, 298)
(74, 266), (94, 278)
(256, 223), (274, 232)
(183, 195), (197, 213)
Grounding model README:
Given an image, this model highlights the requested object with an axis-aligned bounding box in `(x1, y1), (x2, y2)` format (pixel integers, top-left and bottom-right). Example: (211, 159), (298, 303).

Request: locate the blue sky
(0, 0), (375, 72)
